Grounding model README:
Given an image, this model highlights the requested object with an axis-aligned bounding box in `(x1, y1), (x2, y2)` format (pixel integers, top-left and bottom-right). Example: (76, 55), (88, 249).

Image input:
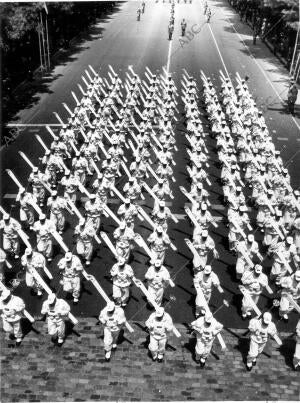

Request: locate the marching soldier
(263, 210), (285, 247)
(148, 226), (171, 264)
(47, 191), (68, 234)
(117, 199), (138, 230)
(145, 260), (173, 306)
(123, 177), (142, 205)
(41, 292), (71, 345)
(99, 301), (127, 362)
(21, 248), (47, 296)
(0, 289), (26, 346)
(228, 206), (250, 252)
(0, 214), (21, 259)
(269, 236), (299, 284)
(190, 312), (223, 367)
(58, 252), (83, 304)
(28, 167), (50, 207)
(72, 152), (92, 185)
(74, 218), (96, 266)
(240, 264), (270, 318)
(192, 230), (218, 271)
(110, 257), (134, 306)
(151, 201), (172, 232)
(113, 221), (135, 262)
(145, 307), (174, 362)
(278, 270), (300, 320)
(235, 234), (261, 280)
(32, 214), (56, 262)
(193, 265), (224, 317)
(84, 194), (103, 232)
(60, 170), (80, 203)
(17, 188), (36, 229)
(246, 312), (281, 370)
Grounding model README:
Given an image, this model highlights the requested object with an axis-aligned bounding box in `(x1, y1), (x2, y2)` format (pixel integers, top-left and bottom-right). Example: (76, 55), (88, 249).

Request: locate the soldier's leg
(3, 237), (12, 254)
(112, 284), (122, 305)
(293, 341), (300, 370)
(148, 335), (159, 360)
(57, 213), (65, 234)
(104, 327), (113, 360)
(156, 287), (164, 306)
(12, 238), (20, 258)
(72, 277), (81, 302)
(57, 320), (66, 344)
(3, 319), (14, 341)
(247, 339), (259, 369)
(47, 317), (58, 340)
(157, 337), (167, 361)
(13, 320), (23, 342)
(45, 239), (53, 261)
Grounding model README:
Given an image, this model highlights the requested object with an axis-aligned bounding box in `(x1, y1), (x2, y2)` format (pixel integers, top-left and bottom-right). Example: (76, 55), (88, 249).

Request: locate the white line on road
(277, 137), (289, 141)
(207, 24), (230, 79)
(6, 124), (62, 127)
(166, 39), (173, 73)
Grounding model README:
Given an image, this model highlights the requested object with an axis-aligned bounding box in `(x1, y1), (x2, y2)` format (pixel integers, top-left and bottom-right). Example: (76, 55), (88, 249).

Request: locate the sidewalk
(1, 318), (299, 402)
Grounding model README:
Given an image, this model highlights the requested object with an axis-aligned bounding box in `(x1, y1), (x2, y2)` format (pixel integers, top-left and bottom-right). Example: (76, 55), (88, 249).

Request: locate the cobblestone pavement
(1, 318), (299, 402)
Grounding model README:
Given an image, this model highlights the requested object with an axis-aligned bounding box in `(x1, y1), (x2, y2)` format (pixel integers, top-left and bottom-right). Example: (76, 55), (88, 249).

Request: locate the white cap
(248, 234), (254, 242)
(3, 213), (9, 220)
(204, 265), (212, 274)
(254, 264), (262, 274)
(79, 218), (85, 226)
(120, 222), (126, 230)
(155, 307), (165, 317)
(286, 236), (293, 245)
(1, 289), (11, 300)
(39, 214), (46, 220)
(124, 198), (130, 205)
(90, 194), (96, 200)
(205, 313), (213, 323)
(154, 260), (161, 268)
(202, 230), (208, 237)
(263, 312), (272, 324)
(118, 257), (126, 266)
(294, 270), (300, 281)
(159, 201), (165, 208)
(51, 190), (58, 197)
(25, 248), (32, 256)
(33, 167), (38, 173)
(156, 226), (163, 233)
(65, 252), (72, 261)
(107, 302), (115, 312)
(201, 203), (207, 210)
(48, 293), (56, 305)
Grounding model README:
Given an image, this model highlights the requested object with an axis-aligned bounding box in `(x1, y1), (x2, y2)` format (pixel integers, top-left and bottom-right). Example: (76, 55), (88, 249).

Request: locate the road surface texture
(1, 320), (299, 402)
(1, 1), (300, 401)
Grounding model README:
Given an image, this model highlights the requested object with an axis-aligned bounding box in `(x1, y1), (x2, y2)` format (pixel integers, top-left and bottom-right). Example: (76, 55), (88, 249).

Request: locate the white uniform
(0, 295), (25, 340)
(0, 219), (21, 256)
(279, 274), (300, 316)
(33, 219), (56, 259)
(113, 227), (135, 261)
(85, 199), (103, 231)
(191, 316), (223, 360)
(41, 298), (70, 340)
(145, 265), (171, 306)
(145, 312), (174, 359)
(110, 263), (134, 305)
(47, 196), (67, 233)
(99, 306), (126, 352)
(247, 318), (278, 365)
(194, 271), (220, 315)
(236, 240), (259, 278)
(21, 251), (46, 293)
(148, 232), (171, 264)
(241, 271), (269, 315)
(58, 255), (83, 299)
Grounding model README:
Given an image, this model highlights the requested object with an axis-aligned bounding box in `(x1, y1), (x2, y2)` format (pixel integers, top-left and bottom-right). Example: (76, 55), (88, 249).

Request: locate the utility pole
(37, 24), (44, 71)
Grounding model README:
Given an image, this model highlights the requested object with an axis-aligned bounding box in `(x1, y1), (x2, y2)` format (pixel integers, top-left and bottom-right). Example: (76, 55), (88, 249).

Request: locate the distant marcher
(287, 80), (298, 115)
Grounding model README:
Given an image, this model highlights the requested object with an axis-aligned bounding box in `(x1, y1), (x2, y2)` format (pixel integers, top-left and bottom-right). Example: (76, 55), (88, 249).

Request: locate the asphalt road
(1, 0), (300, 331)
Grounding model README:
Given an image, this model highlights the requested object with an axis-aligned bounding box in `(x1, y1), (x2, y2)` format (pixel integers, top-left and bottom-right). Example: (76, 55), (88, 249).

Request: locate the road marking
(227, 18), (300, 133)
(207, 24), (230, 79)
(166, 39), (173, 73)
(6, 124), (62, 128)
(277, 137), (288, 141)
